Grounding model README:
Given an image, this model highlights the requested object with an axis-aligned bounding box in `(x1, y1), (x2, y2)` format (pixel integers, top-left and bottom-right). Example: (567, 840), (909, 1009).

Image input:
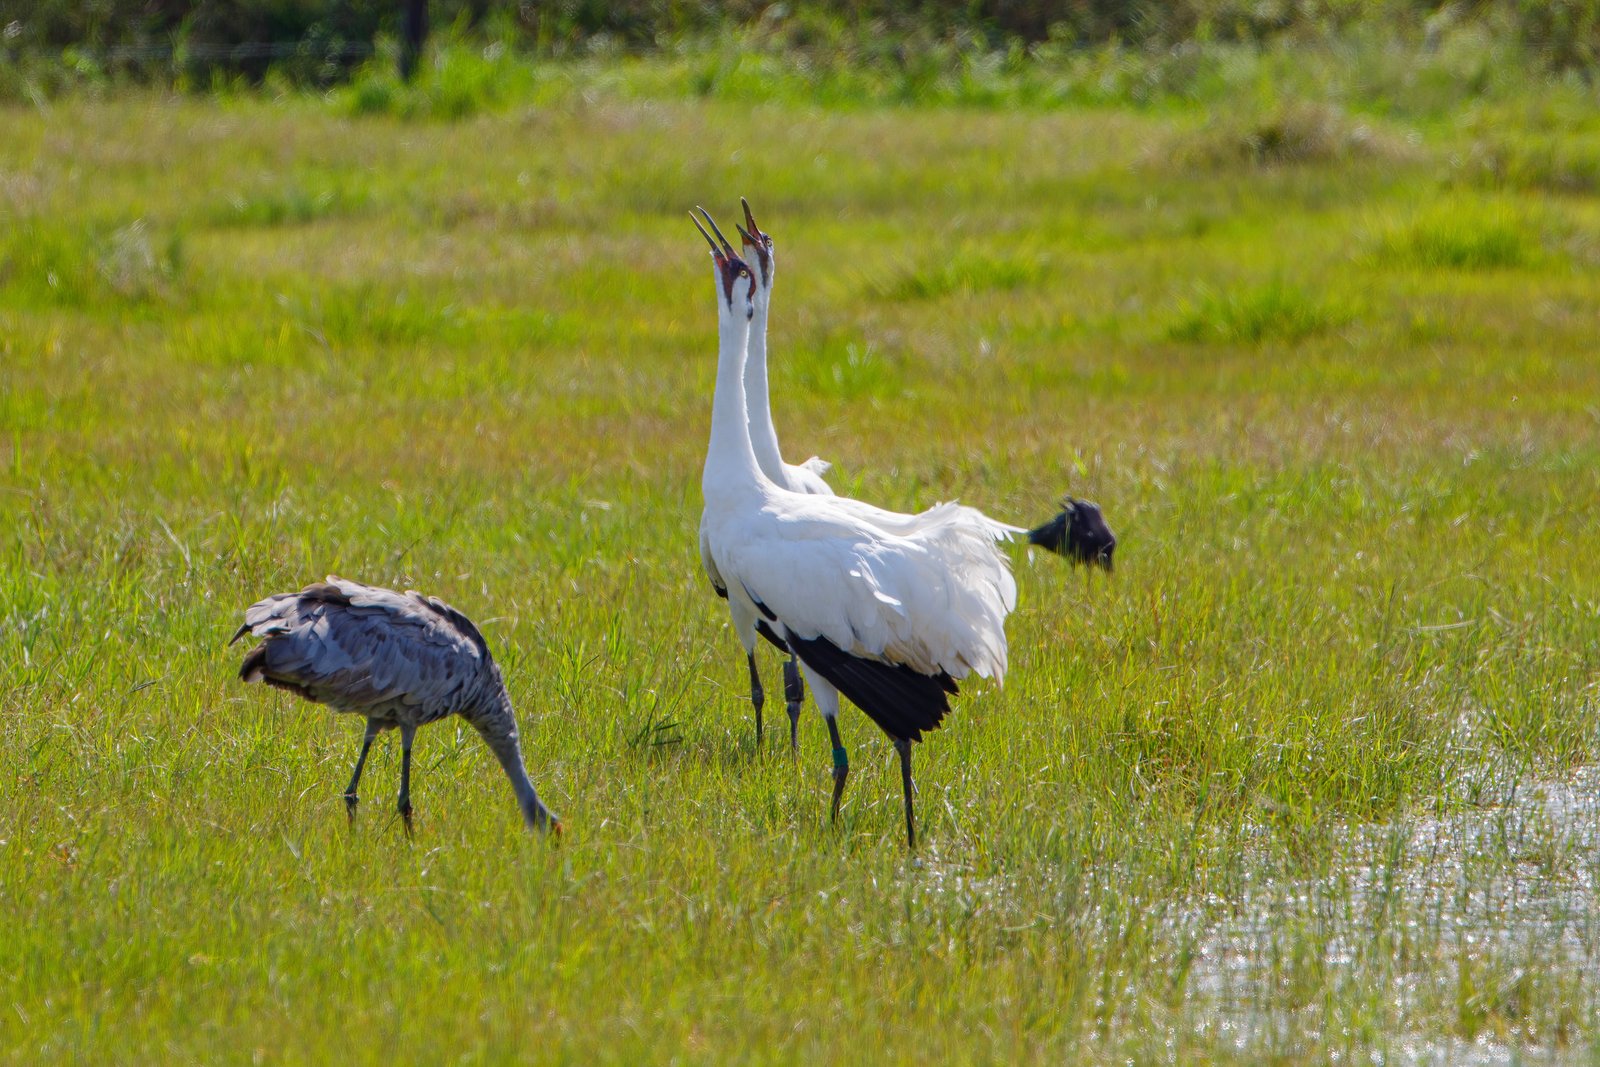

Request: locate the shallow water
(1182, 765), (1600, 1061)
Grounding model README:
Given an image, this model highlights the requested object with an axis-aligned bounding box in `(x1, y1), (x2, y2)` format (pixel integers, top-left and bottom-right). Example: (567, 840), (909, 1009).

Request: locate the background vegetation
(8, 0), (1600, 94)
(3, 10), (1600, 1065)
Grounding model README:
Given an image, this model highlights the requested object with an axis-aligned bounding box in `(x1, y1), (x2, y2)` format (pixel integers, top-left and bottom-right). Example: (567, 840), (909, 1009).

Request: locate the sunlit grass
(1375, 198), (1546, 270)
(2, 77), (1599, 1063)
(1166, 280), (1354, 344)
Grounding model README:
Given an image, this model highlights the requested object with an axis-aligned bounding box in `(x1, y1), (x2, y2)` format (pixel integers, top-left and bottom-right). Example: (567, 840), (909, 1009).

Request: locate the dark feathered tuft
(1026, 497), (1116, 571)
(786, 631), (957, 744)
(237, 642), (317, 699)
(238, 643), (268, 683)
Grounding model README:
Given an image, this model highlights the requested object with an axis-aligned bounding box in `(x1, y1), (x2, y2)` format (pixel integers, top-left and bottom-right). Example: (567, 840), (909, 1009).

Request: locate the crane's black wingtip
(786, 631), (955, 743)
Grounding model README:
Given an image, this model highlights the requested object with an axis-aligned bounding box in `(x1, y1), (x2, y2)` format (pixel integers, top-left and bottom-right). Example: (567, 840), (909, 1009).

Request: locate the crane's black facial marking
(722, 258), (754, 309)
(737, 222), (771, 282)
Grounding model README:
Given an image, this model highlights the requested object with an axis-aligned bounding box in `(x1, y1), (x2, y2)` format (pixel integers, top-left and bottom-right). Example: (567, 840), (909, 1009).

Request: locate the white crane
(707, 198), (837, 752)
(719, 199), (1117, 754)
(693, 208), (1016, 847)
(231, 576), (559, 835)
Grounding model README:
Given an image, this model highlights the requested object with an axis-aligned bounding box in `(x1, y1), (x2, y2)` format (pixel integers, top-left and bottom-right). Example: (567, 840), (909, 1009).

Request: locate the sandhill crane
(694, 208), (1016, 847)
(230, 577), (559, 835)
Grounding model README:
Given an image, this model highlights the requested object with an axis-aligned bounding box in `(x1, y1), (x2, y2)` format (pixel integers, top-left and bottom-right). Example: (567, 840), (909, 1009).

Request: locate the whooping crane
(733, 197), (835, 751)
(728, 199), (1117, 750)
(693, 207), (1016, 847)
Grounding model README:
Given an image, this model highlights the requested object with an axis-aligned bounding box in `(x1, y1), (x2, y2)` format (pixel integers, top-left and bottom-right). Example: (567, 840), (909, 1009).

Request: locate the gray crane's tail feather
(237, 640), (317, 700)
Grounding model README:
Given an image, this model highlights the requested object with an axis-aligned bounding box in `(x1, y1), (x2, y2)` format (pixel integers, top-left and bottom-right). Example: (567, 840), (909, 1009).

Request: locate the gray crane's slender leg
(747, 652), (765, 747)
(344, 719), (381, 820)
(826, 714), (849, 823)
(783, 654), (805, 753)
(893, 737), (916, 849)
(396, 722), (418, 836)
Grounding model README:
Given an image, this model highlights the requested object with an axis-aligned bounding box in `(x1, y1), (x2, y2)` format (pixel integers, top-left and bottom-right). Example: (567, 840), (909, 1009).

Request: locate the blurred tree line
(3, 0), (1599, 85)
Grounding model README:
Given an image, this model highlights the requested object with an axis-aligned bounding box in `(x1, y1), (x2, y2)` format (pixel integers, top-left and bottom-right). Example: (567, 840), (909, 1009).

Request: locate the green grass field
(4, 66), (1600, 1062)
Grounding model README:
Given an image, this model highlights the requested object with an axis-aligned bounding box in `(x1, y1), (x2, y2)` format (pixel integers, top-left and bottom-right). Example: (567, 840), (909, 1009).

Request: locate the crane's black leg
(397, 723), (417, 837)
(344, 719), (381, 821)
(893, 737), (916, 849)
(747, 652), (765, 747)
(826, 714), (849, 823)
(783, 653), (805, 753)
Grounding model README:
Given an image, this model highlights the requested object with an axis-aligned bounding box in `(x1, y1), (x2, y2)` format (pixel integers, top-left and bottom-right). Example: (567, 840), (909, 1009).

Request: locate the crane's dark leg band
(783, 655), (804, 752)
(894, 737), (915, 849)
(747, 652), (765, 746)
(826, 717), (849, 823)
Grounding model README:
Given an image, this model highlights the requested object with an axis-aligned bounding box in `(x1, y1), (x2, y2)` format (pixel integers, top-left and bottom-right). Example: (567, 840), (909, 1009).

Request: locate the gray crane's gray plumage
(230, 576), (559, 835)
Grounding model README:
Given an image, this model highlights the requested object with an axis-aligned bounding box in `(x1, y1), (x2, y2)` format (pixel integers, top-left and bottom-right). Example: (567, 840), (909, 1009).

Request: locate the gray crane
(230, 576), (559, 835)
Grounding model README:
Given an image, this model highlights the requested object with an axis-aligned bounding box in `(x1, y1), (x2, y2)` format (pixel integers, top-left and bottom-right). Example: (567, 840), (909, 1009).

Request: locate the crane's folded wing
(723, 512), (1015, 682)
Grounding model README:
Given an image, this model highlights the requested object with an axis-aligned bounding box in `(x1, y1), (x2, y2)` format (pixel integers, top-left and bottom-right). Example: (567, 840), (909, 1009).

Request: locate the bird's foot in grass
(398, 799), (414, 838)
(344, 792), (359, 823)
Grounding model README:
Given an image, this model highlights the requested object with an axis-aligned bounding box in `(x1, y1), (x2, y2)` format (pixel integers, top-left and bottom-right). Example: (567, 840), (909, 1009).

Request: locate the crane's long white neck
(743, 292), (786, 482)
(703, 291), (766, 501)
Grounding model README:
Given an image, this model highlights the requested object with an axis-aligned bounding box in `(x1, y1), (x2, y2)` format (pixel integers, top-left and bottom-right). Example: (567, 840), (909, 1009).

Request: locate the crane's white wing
(818, 493), (1025, 539)
(714, 499), (1016, 682)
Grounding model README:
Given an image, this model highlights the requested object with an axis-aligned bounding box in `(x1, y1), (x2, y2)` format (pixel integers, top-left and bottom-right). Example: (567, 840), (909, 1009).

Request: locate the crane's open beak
(695, 207), (739, 260)
(693, 208), (754, 305)
(741, 197), (767, 246)
(739, 198), (773, 278)
(690, 211), (724, 263)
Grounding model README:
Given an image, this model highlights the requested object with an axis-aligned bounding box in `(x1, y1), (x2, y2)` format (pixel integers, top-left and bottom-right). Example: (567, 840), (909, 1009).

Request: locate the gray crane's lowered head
(231, 576), (560, 836)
